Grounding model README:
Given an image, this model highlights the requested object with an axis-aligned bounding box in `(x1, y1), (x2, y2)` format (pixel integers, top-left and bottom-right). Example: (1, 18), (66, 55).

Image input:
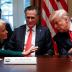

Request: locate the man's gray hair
(49, 9), (68, 22)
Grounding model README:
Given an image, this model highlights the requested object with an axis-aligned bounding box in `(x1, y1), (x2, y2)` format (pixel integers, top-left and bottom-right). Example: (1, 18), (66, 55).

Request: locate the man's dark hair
(24, 5), (39, 15)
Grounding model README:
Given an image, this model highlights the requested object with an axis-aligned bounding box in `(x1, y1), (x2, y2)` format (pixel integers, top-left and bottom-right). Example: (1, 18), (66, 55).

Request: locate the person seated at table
(6, 5), (54, 57)
(0, 19), (13, 49)
(49, 9), (72, 55)
(0, 9), (24, 57)
(0, 19), (23, 57)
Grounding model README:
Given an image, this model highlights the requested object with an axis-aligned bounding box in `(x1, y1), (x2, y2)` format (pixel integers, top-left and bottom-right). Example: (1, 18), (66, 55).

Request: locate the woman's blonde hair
(49, 9), (68, 22)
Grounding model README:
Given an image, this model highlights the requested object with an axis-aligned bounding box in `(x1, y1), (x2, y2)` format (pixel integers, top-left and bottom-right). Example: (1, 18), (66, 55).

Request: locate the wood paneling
(31, 0), (42, 21)
(68, 0), (72, 17)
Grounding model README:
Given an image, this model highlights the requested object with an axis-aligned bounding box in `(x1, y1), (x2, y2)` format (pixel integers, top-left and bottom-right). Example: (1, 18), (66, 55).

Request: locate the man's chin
(3, 37), (8, 40)
(28, 25), (34, 28)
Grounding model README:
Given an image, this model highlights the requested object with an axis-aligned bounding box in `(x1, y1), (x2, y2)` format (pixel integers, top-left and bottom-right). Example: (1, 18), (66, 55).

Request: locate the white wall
(13, 0), (24, 28)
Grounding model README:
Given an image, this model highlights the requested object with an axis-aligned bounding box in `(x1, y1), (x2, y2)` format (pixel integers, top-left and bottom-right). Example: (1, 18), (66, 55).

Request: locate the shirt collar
(26, 25), (36, 32)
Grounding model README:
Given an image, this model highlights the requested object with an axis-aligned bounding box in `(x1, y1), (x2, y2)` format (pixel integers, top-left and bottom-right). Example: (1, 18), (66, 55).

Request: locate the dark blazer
(54, 32), (72, 55)
(6, 24), (54, 56)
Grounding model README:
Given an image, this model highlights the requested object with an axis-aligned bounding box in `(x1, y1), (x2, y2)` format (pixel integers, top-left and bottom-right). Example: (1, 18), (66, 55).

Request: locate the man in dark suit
(49, 9), (72, 55)
(6, 6), (54, 57)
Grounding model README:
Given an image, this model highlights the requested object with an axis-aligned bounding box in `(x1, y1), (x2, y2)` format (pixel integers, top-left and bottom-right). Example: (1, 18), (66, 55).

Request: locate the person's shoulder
(54, 32), (62, 38)
(37, 24), (48, 30)
(13, 25), (26, 34)
(56, 32), (68, 36)
(53, 32), (68, 40)
(14, 24), (26, 30)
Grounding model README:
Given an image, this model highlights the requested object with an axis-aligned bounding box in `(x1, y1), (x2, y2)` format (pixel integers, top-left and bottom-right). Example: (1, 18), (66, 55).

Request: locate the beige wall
(68, 0), (72, 17)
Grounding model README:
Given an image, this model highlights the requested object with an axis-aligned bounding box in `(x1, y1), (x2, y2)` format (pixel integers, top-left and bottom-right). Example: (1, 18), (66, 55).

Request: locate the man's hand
(68, 48), (72, 54)
(22, 46), (38, 56)
(68, 48), (72, 58)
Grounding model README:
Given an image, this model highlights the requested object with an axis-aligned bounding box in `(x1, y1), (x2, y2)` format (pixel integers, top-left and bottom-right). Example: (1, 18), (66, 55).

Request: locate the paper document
(4, 57), (37, 64)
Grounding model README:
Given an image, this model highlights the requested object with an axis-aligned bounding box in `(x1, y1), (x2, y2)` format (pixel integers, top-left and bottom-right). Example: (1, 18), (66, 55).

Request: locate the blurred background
(0, 0), (72, 32)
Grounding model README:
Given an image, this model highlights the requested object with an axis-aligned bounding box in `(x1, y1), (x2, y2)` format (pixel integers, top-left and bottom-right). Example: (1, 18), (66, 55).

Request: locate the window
(24, 0), (30, 23)
(1, 0), (13, 29)
(0, 0), (30, 29)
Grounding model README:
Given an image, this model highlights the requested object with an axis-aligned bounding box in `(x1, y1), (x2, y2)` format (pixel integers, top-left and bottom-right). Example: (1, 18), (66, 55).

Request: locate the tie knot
(30, 28), (32, 30)
(29, 28), (32, 32)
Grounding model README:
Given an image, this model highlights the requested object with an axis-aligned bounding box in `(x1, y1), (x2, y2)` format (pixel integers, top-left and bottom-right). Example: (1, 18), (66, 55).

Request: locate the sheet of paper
(4, 57), (37, 64)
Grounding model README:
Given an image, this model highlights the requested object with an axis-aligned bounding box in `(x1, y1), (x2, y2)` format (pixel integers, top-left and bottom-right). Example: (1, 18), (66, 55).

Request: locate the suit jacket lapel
(19, 25), (26, 50)
(35, 25), (42, 46)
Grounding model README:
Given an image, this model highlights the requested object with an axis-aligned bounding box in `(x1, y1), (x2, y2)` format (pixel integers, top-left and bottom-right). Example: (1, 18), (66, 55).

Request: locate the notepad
(4, 57), (37, 64)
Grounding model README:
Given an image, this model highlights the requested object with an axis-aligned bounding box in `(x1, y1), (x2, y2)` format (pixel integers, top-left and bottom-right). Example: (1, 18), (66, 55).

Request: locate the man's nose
(29, 18), (32, 22)
(54, 24), (58, 28)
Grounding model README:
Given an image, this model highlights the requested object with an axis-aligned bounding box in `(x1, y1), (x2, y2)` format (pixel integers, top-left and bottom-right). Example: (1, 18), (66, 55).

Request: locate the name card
(4, 57), (37, 64)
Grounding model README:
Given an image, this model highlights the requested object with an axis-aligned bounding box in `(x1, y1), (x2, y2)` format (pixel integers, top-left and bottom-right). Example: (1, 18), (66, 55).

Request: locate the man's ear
(65, 16), (69, 23)
(70, 17), (72, 22)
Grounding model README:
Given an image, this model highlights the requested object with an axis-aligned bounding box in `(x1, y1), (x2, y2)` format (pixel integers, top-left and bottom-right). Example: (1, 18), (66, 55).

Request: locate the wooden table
(0, 56), (72, 72)
(37, 56), (72, 72)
